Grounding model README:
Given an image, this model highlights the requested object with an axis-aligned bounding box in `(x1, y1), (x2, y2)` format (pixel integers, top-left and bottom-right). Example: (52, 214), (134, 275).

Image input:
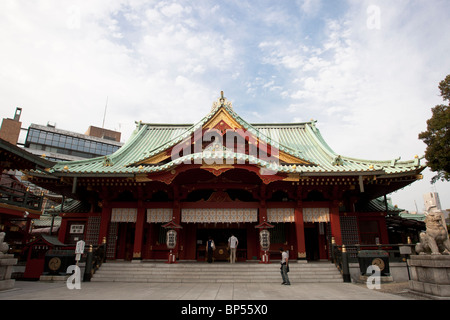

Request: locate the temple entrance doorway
(115, 223), (135, 261)
(304, 222), (329, 261)
(196, 226), (247, 262)
(305, 224), (320, 261)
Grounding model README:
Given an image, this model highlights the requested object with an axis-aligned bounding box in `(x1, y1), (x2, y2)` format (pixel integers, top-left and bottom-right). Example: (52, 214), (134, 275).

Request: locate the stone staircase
(91, 261), (343, 283)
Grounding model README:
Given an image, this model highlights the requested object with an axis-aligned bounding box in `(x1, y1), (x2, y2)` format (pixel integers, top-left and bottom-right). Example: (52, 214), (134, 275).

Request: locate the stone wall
(408, 255), (450, 299)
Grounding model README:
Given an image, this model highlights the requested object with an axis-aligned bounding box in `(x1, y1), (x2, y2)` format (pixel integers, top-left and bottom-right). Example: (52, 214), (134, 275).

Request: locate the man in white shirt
(206, 236), (215, 263)
(228, 234), (239, 263)
(279, 247), (290, 285)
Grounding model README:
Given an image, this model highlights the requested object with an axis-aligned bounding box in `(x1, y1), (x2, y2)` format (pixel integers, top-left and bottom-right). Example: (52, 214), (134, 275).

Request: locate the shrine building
(23, 94), (425, 262)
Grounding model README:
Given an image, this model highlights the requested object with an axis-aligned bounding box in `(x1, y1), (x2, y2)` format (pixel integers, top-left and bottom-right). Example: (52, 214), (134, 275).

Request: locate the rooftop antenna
(414, 200), (419, 213)
(102, 96), (108, 128)
(431, 183), (438, 193)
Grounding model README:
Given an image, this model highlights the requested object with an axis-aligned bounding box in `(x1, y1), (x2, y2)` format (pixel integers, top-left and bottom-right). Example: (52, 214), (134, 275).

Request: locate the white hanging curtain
(181, 208), (258, 223)
(147, 208), (173, 223)
(111, 208), (137, 223)
(303, 208), (330, 223)
(267, 208), (295, 223)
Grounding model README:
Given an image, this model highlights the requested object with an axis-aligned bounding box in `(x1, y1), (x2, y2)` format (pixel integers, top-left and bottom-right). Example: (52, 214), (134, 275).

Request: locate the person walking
(279, 247), (290, 285)
(228, 234), (239, 263)
(206, 236), (215, 263)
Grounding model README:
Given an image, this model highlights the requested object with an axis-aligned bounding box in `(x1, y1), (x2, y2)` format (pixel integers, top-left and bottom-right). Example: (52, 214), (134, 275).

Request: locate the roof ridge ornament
(332, 155), (344, 166)
(390, 156), (401, 167)
(413, 155), (423, 167)
(309, 119), (318, 132)
(103, 156), (113, 167)
(211, 91), (233, 111)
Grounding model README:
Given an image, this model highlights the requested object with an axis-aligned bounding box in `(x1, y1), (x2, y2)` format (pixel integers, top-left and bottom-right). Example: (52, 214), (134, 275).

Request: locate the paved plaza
(0, 280), (431, 319)
(0, 280), (424, 300)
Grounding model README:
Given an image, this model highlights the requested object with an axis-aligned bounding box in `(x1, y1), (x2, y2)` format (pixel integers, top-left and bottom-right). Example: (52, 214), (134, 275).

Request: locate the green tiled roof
(356, 197), (403, 214)
(44, 198), (91, 214)
(399, 212), (426, 222)
(45, 99), (425, 177)
(33, 215), (61, 227)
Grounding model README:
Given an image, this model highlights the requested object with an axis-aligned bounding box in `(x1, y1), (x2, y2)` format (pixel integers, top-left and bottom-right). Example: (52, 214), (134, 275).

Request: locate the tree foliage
(419, 75), (450, 183)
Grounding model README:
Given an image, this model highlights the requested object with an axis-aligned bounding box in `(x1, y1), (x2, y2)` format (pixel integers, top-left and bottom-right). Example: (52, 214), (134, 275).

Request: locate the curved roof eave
(41, 96), (426, 177)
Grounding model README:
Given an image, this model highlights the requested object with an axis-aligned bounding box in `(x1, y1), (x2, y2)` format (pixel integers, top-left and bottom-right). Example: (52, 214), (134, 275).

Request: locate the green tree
(419, 74), (450, 183)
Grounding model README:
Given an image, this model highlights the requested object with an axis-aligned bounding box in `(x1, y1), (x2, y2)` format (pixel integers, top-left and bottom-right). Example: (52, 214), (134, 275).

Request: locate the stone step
(96, 265), (339, 270)
(94, 268), (340, 276)
(91, 278), (342, 283)
(92, 268), (341, 275)
(96, 262), (339, 269)
(91, 276), (343, 282)
(92, 262), (340, 268)
(91, 261), (343, 283)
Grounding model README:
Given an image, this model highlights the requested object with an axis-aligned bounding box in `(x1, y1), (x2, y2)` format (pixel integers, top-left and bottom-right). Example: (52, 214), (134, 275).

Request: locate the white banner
(181, 208), (258, 223)
(111, 208), (137, 223)
(147, 208), (173, 223)
(303, 208), (330, 223)
(267, 208), (295, 223)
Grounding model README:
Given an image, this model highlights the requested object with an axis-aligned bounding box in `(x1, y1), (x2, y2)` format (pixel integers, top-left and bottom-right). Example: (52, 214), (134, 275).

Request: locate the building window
(25, 126), (121, 160)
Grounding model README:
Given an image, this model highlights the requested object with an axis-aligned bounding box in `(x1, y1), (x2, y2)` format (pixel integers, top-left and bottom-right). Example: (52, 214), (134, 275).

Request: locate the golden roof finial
(212, 91), (233, 111)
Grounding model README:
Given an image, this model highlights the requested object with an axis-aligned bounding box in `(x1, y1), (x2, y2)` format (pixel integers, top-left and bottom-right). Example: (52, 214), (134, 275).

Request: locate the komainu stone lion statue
(0, 232), (10, 255)
(415, 206), (450, 255)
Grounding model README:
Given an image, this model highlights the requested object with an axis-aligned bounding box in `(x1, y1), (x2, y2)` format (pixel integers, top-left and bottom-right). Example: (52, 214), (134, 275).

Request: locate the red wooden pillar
(58, 218), (68, 243)
(23, 218), (32, 244)
(259, 185), (267, 221)
(259, 204), (268, 222)
(330, 201), (342, 245)
(133, 203), (145, 261)
(258, 203), (267, 261)
(98, 203), (111, 245)
(294, 204), (306, 261)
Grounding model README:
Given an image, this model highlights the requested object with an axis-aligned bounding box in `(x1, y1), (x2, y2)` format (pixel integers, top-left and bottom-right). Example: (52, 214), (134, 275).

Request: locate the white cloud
(298, 0), (322, 16)
(248, 1), (450, 211)
(0, 0), (238, 141)
(160, 2), (187, 17)
(259, 2), (445, 164)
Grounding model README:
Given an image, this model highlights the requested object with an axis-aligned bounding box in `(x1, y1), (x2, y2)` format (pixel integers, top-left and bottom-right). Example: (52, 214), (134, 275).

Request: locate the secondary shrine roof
(43, 95), (424, 178)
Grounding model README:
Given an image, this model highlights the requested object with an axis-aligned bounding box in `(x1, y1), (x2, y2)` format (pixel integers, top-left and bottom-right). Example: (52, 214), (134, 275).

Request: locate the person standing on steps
(228, 234), (239, 263)
(279, 247), (290, 285)
(206, 236), (215, 263)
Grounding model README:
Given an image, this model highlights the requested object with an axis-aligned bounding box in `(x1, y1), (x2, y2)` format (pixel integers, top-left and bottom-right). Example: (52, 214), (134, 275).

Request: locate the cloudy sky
(1, 0), (449, 213)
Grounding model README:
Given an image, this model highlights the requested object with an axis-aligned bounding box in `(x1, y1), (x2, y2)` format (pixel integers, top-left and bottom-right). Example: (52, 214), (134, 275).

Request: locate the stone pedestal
(0, 254), (18, 291)
(408, 255), (450, 299)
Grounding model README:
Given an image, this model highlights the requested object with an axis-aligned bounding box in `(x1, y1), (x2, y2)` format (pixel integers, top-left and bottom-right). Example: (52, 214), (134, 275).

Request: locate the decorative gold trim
(283, 173), (300, 182)
(139, 151), (170, 165)
(298, 252), (306, 258)
(204, 108), (241, 130)
(279, 151), (311, 165)
(133, 102), (312, 167)
(200, 164), (234, 170)
(135, 174), (152, 182)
